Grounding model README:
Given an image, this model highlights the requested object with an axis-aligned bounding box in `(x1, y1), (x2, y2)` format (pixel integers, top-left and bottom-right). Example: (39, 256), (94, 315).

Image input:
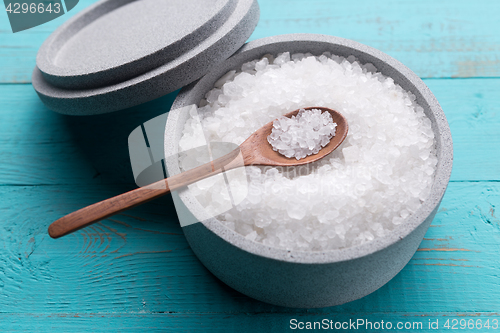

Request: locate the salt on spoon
(268, 108), (337, 160)
(48, 106), (348, 239)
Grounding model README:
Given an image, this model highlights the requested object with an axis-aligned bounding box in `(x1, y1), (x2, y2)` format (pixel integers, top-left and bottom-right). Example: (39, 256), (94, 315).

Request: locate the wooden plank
(0, 181), (499, 315)
(1, 0), (500, 83)
(426, 78), (500, 181)
(0, 0), (498, 329)
(1, 312), (500, 332)
(252, 0), (500, 79)
(0, 84), (178, 185)
(0, 78), (498, 184)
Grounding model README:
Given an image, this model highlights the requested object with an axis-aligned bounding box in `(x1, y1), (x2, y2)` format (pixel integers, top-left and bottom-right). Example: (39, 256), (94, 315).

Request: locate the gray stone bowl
(164, 34), (453, 308)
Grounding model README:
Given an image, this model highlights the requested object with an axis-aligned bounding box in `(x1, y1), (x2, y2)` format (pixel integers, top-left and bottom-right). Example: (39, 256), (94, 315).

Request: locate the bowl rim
(165, 33), (453, 264)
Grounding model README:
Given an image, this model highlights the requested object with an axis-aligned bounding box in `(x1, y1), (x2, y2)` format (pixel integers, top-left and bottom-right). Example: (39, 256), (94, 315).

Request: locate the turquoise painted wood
(1, 0), (500, 83)
(1, 0), (499, 331)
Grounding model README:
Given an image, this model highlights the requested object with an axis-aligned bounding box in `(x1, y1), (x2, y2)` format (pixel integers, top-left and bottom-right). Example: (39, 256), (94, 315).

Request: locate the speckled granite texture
(32, 0), (260, 115)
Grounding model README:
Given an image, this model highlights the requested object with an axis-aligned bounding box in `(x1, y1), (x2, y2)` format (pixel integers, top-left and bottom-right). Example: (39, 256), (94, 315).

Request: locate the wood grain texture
(1, 0), (499, 331)
(0, 84), (178, 185)
(0, 183), (499, 316)
(1, 0), (500, 82)
(1, 313), (500, 332)
(47, 148), (244, 238)
(0, 79), (498, 184)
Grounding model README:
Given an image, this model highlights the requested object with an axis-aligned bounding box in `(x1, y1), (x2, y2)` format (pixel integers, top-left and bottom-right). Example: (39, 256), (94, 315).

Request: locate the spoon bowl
(241, 106), (348, 166)
(48, 107), (348, 239)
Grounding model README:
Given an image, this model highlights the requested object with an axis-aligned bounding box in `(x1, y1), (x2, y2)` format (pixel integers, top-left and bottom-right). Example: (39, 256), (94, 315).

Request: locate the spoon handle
(48, 148), (243, 238)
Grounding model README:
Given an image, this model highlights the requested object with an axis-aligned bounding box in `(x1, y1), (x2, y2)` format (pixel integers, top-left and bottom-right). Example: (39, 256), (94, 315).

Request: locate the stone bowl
(164, 34), (453, 308)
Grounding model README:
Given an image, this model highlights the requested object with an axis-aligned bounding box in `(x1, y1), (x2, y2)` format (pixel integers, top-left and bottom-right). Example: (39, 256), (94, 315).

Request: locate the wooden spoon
(48, 107), (348, 238)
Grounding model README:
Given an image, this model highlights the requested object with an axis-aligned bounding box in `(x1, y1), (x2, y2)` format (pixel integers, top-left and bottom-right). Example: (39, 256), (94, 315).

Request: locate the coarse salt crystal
(178, 52), (437, 252)
(267, 108), (337, 160)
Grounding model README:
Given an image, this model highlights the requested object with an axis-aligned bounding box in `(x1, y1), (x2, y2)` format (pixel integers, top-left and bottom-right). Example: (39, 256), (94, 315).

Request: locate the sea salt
(178, 52), (438, 251)
(268, 108), (337, 160)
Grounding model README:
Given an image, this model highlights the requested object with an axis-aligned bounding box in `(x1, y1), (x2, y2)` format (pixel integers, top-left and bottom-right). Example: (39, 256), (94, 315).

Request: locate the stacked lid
(32, 0), (259, 115)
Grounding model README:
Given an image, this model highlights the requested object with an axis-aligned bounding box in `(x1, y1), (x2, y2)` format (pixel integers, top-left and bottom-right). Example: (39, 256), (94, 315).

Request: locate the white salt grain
(268, 109), (337, 160)
(178, 52), (438, 252)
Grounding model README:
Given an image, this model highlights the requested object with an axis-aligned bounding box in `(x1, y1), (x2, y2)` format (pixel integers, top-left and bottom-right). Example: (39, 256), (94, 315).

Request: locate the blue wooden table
(1, 1), (499, 331)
